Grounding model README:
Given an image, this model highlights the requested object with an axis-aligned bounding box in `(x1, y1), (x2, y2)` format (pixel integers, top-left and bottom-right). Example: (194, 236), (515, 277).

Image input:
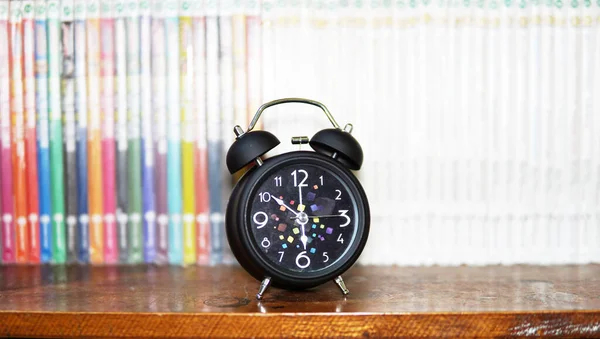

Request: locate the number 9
(253, 211), (268, 229)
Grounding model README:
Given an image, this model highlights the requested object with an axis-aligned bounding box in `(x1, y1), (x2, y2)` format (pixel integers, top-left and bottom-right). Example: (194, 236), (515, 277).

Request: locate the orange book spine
(9, 1), (30, 263)
(86, 2), (104, 263)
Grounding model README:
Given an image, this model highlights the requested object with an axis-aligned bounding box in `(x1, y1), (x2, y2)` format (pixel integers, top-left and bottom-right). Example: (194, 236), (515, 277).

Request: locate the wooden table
(1, 264), (599, 338)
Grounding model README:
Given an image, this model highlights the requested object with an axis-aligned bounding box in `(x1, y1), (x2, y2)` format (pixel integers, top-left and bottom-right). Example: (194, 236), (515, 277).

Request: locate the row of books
(253, 0), (600, 266)
(0, 0), (262, 265)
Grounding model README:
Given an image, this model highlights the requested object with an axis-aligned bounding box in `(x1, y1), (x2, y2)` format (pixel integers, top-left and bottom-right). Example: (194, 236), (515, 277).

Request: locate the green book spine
(125, 0), (143, 263)
(47, 0), (66, 263)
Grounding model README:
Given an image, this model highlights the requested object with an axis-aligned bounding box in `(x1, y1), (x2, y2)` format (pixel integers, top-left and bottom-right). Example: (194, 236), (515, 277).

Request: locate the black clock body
(226, 151), (370, 290)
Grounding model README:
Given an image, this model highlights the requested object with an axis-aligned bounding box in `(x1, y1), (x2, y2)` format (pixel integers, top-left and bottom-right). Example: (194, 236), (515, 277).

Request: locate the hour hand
(269, 194), (299, 217)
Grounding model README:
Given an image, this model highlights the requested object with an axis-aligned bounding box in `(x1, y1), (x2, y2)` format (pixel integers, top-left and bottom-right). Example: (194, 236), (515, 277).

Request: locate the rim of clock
(236, 151), (370, 286)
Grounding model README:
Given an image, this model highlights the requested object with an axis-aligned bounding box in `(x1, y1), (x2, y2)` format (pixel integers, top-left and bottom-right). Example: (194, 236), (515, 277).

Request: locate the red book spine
(23, 1), (40, 263)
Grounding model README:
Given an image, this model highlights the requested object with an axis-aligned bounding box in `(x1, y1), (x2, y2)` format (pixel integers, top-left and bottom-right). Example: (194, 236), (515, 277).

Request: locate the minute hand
(270, 195), (299, 217)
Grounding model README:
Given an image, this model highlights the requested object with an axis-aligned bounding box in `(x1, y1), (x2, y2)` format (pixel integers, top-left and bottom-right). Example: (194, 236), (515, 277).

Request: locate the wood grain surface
(1, 265), (599, 338)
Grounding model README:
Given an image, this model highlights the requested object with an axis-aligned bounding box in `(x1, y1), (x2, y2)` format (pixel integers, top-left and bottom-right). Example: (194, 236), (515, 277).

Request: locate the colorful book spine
(0, 0), (15, 263)
(86, 0), (104, 264)
(232, 0), (247, 128)
(126, 0), (143, 263)
(74, 0), (89, 263)
(218, 0), (236, 264)
(10, 0), (29, 264)
(151, 0), (168, 264)
(22, 0), (40, 263)
(100, 0), (117, 264)
(180, 0), (196, 265)
(34, 0), (52, 263)
(245, 0), (261, 127)
(61, 0), (78, 263)
(218, 0), (234, 264)
(0, 0), (5, 265)
(205, 1), (222, 265)
(192, 0), (210, 265)
(165, 0), (182, 265)
(139, 0), (156, 263)
(47, 0), (67, 263)
(114, 0), (129, 263)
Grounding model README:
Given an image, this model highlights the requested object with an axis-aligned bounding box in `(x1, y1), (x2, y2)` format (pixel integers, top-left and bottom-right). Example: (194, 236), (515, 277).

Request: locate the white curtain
(259, 0), (600, 265)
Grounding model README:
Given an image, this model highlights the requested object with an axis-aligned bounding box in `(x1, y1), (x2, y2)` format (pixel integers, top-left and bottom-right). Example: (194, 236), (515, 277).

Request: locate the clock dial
(248, 164), (358, 273)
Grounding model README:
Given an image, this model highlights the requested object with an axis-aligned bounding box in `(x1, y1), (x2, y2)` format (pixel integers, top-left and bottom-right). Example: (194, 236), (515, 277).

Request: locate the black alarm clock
(225, 98), (370, 300)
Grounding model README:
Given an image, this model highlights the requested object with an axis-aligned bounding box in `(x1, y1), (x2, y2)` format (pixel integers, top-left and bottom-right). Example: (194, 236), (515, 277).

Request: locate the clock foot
(334, 276), (349, 295)
(256, 276), (271, 300)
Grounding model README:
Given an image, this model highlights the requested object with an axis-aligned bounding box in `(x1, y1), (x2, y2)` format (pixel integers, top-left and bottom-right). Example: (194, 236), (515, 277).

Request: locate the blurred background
(0, 0), (598, 266)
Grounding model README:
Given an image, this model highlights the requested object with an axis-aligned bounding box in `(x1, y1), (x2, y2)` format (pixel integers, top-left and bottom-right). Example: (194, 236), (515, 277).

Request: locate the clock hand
(297, 218), (308, 250)
(296, 185), (308, 249)
(269, 194), (306, 249)
(291, 214), (341, 219)
(269, 194), (299, 217)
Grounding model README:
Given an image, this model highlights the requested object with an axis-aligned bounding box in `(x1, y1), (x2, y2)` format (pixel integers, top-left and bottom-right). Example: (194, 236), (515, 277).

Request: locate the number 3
(338, 210), (350, 227)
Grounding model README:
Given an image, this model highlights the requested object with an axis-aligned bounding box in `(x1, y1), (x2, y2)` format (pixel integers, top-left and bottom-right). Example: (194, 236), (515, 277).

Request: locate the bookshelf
(1, 264), (599, 337)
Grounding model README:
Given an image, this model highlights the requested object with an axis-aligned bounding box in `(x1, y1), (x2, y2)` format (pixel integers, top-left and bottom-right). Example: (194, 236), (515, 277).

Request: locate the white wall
(257, 0), (600, 265)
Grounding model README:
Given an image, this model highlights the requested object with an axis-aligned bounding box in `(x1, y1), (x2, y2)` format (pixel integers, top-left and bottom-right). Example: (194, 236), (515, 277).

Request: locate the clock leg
(256, 276), (271, 300)
(334, 276), (350, 295)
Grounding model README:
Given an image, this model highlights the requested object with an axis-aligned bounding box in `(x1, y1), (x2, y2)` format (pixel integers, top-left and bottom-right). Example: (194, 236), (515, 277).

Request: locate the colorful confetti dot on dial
(277, 223), (287, 232)
(287, 236), (294, 243)
(279, 206), (286, 212)
(310, 248), (316, 254)
(290, 200), (295, 205)
(311, 224), (316, 229)
(326, 227), (333, 234)
(279, 235), (284, 240)
(313, 217), (319, 223)
(312, 233), (316, 237)
(297, 204), (305, 212)
(282, 244), (287, 249)
(292, 227), (300, 234)
(313, 185), (318, 189)
(310, 204), (318, 212)
(320, 224), (325, 229)
(307, 192), (316, 201)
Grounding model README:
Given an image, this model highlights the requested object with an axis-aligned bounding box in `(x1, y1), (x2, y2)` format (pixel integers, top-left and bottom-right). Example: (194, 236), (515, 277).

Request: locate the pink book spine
(0, 6), (15, 263)
(100, 11), (117, 264)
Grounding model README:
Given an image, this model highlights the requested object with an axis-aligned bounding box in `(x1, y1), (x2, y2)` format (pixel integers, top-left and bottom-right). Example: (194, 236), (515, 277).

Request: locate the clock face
(247, 164), (359, 274)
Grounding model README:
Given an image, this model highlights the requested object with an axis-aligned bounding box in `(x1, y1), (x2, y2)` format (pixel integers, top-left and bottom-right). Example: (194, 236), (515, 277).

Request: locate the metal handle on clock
(242, 98), (342, 136)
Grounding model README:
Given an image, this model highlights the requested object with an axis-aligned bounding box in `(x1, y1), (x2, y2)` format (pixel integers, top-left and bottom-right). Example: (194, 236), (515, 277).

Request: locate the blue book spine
(165, 8), (182, 265)
(205, 12), (222, 265)
(139, 6), (155, 263)
(207, 140), (223, 265)
(76, 128), (88, 263)
(141, 137), (156, 263)
(35, 12), (53, 263)
(74, 0), (89, 267)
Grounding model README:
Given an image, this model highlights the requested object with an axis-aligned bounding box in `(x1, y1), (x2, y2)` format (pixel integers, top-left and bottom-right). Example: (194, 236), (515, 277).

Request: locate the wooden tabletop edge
(2, 309), (600, 338)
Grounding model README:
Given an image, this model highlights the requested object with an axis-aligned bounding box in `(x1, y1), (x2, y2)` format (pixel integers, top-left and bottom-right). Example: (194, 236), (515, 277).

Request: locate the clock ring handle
(237, 98), (341, 136)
